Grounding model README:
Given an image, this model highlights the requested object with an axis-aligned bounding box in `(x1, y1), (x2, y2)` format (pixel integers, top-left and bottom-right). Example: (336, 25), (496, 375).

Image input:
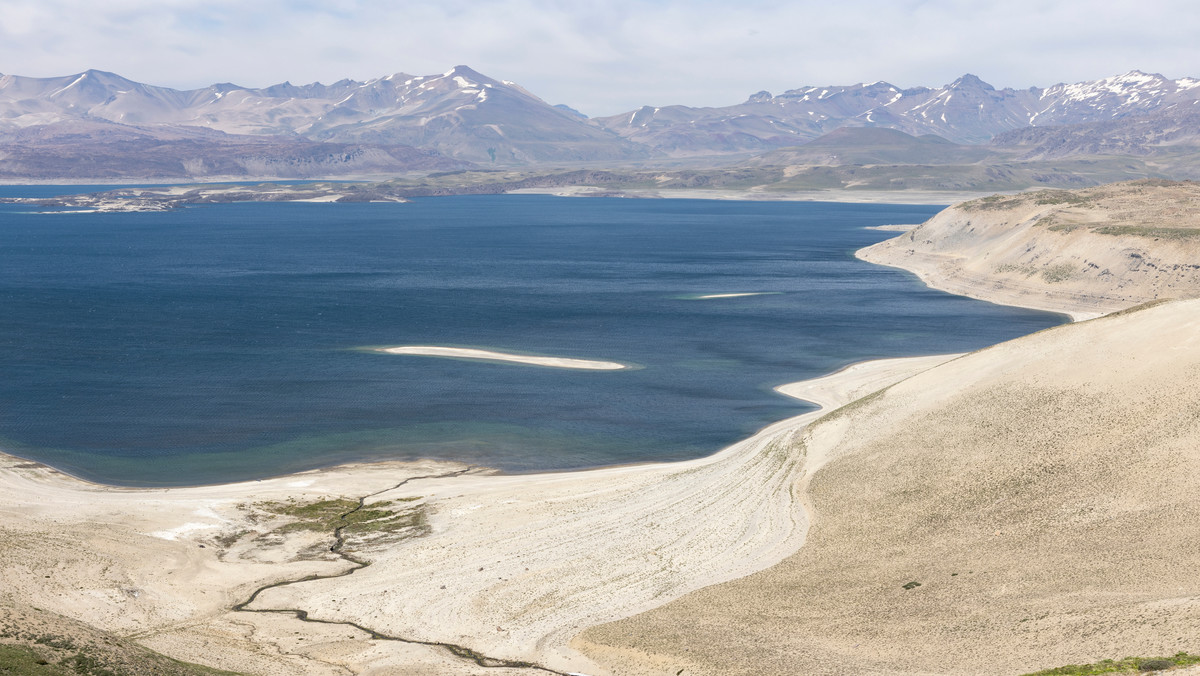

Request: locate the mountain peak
(949, 74), (994, 90)
(1108, 69), (1166, 86)
(445, 65), (483, 78)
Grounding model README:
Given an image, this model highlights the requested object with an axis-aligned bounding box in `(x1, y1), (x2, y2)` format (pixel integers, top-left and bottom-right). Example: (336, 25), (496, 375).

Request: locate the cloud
(1, 0), (1197, 116)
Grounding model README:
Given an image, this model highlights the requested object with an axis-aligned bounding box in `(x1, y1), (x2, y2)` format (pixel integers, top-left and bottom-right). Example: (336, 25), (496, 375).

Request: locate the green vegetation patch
(1040, 263), (1078, 284)
(0, 644), (74, 675)
(1032, 189), (1094, 206)
(1047, 222), (1087, 233)
(0, 629), (244, 676)
(961, 194), (1028, 211)
(1091, 226), (1200, 240)
(995, 263), (1038, 277)
(254, 496), (428, 539)
(255, 498), (359, 533)
(1021, 651), (1200, 675)
(342, 499), (429, 537)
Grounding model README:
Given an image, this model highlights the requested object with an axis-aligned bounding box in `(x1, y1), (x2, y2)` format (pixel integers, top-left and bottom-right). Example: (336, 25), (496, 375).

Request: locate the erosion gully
(232, 467), (571, 675)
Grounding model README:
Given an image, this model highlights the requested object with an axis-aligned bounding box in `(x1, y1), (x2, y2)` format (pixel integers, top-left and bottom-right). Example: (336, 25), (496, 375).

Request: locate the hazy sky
(2, 0), (1197, 116)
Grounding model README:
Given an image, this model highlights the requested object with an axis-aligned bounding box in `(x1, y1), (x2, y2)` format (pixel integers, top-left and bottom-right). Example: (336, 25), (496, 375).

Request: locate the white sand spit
(376, 345), (627, 370)
(863, 223), (918, 232)
(290, 194), (344, 202)
(693, 292), (773, 299)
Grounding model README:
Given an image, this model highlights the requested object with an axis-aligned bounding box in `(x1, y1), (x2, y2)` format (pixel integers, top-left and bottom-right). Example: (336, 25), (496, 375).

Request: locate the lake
(0, 193), (1063, 485)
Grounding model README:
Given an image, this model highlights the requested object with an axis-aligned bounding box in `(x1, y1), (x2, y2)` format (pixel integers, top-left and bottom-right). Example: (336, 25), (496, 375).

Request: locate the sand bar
(692, 292), (774, 299)
(374, 345), (628, 370)
(863, 223), (918, 232)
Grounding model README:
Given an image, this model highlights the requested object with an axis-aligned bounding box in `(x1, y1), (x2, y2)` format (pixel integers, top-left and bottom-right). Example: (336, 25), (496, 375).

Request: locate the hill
(858, 179), (1200, 318)
(743, 127), (1002, 167)
(577, 297), (1200, 675)
(0, 121), (467, 180)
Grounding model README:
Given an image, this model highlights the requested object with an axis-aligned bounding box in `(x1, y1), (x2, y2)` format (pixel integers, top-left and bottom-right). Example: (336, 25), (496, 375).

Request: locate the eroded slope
(859, 180), (1200, 318)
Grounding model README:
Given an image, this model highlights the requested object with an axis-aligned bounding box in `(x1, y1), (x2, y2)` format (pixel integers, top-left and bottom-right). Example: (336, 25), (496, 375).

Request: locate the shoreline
(0, 203), (1099, 674)
(506, 185), (977, 204)
(2, 180), (991, 206)
(856, 246), (1103, 322)
(0, 353), (957, 674)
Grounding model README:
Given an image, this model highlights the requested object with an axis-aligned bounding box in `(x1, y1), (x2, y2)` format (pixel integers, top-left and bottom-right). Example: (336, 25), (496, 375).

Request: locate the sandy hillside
(858, 179), (1200, 319)
(576, 298), (1200, 675)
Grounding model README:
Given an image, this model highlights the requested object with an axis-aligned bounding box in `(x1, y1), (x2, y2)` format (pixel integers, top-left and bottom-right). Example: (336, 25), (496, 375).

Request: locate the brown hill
(0, 603), (242, 675)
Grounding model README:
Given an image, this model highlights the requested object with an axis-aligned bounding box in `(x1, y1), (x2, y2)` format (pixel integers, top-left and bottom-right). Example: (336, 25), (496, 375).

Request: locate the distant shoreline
(0, 180), (988, 208)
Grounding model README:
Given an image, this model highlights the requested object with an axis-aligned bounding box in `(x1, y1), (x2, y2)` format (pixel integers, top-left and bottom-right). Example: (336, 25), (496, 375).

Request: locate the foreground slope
(859, 180), (1200, 318)
(576, 298), (1200, 675)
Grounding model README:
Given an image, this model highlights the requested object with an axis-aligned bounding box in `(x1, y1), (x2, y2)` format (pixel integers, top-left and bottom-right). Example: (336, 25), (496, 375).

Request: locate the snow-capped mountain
(0, 67), (1197, 178)
(1029, 71), (1200, 126)
(0, 66), (648, 165)
(593, 70), (1200, 153)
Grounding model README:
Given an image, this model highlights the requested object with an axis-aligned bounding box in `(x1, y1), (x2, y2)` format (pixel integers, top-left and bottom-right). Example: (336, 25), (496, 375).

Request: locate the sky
(2, 0), (1198, 117)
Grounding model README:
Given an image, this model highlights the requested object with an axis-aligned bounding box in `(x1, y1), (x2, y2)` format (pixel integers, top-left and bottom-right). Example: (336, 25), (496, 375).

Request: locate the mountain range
(1, 66), (1198, 181)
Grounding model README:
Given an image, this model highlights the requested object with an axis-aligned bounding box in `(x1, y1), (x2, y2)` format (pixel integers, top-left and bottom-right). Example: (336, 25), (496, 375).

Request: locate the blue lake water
(0, 192), (1064, 486)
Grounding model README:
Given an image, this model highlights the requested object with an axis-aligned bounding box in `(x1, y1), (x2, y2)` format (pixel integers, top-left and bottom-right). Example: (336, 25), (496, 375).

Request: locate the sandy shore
(374, 345), (628, 370)
(0, 354), (953, 674)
